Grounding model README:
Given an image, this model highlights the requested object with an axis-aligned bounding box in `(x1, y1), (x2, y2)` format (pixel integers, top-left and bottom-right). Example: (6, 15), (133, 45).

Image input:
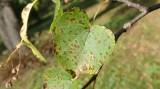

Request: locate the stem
(50, 0), (63, 32)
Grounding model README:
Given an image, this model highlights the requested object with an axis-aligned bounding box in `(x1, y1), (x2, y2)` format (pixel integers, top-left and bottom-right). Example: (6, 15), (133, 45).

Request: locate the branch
(115, 2), (160, 41)
(148, 3), (160, 12)
(115, 0), (147, 12)
(82, 74), (98, 89)
(114, 12), (146, 41)
(82, 1), (160, 88)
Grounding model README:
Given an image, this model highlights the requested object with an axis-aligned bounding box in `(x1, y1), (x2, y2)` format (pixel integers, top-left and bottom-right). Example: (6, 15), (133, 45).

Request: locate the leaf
(20, 0), (47, 63)
(53, 8), (90, 70)
(43, 67), (93, 89)
(54, 9), (115, 76)
(29, 71), (44, 89)
(75, 25), (115, 75)
(43, 67), (73, 89)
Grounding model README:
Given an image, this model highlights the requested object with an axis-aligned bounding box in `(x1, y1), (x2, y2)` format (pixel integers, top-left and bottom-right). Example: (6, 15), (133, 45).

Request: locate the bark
(0, 0), (20, 51)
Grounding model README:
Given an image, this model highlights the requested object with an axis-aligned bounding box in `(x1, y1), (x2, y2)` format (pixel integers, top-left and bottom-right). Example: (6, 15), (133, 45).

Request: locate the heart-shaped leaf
(53, 8), (115, 76)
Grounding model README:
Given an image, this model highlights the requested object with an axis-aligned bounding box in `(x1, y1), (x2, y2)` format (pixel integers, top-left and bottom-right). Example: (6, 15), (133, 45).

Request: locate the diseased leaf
(20, 0), (46, 63)
(43, 67), (93, 89)
(54, 8), (90, 71)
(75, 25), (115, 75)
(43, 67), (73, 89)
(54, 9), (115, 76)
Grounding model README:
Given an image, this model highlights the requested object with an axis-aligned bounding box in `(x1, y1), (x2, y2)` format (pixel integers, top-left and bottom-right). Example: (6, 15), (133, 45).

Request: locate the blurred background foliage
(0, 0), (160, 89)
(9, 0), (158, 32)
(7, 0), (158, 39)
(0, 0), (156, 52)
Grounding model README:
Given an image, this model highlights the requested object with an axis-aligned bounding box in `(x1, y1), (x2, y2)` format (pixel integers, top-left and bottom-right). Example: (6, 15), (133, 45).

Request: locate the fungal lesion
(89, 52), (96, 60)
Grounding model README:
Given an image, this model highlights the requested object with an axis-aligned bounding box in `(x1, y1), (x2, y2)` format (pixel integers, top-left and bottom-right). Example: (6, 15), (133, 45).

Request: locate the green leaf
(43, 67), (93, 89)
(27, 70), (44, 89)
(54, 8), (90, 70)
(54, 9), (115, 76)
(43, 67), (73, 89)
(75, 25), (115, 75)
(20, 0), (47, 63)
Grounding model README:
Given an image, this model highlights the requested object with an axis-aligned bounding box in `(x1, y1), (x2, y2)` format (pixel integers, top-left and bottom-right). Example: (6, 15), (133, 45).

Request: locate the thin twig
(115, 0), (147, 12)
(114, 11), (147, 41)
(82, 74), (98, 89)
(115, 3), (160, 41)
(82, 1), (160, 88)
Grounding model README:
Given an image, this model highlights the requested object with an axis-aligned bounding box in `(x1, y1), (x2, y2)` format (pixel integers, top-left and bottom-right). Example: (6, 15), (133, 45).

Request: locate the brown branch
(115, 0), (147, 12)
(115, 2), (160, 41)
(82, 1), (160, 88)
(114, 12), (146, 41)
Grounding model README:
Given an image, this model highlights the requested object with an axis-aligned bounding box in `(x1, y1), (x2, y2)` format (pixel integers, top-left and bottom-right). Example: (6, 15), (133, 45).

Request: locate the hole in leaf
(66, 70), (76, 79)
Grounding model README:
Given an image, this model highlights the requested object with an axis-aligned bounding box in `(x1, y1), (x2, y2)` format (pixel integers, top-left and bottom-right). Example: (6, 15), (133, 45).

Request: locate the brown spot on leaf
(100, 52), (103, 56)
(70, 18), (76, 22)
(89, 52), (95, 60)
(97, 40), (101, 44)
(68, 50), (74, 54)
